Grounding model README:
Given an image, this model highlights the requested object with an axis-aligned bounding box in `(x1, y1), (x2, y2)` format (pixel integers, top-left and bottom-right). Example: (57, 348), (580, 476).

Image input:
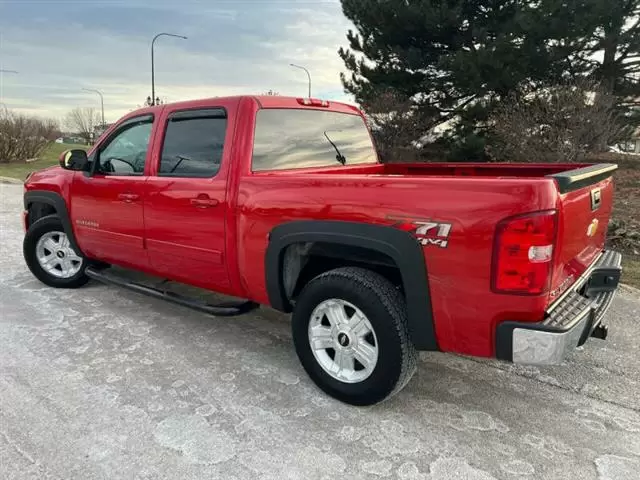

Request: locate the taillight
(492, 210), (558, 295)
(296, 98), (329, 107)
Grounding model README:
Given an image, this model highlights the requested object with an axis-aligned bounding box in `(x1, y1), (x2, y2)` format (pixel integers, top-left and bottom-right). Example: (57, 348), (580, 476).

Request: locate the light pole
(151, 32), (187, 106)
(290, 63), (311, 98)
(82, 88), (105, 127)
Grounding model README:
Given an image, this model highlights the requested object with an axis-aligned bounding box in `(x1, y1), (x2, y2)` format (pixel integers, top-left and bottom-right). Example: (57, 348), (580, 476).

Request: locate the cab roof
(132, 95), (362, 117)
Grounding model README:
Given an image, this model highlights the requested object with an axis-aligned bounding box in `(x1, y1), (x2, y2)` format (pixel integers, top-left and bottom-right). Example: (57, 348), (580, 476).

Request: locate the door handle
(118, 193), (140, 203)
(190, 196), (219, 208)
(191, 198), (219, 208)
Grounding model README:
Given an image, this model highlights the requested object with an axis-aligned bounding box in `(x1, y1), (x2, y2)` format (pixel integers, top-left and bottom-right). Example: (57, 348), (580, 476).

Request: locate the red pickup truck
(22, 95), (622, 405)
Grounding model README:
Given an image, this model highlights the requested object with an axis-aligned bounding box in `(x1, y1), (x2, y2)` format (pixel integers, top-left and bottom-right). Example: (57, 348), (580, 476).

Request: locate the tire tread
(23, 215), (89, 289)
(294, 266), (417, 404)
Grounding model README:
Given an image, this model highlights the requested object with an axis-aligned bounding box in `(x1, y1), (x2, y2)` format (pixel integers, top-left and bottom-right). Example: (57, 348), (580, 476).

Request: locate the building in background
(55, 135), (85, 145)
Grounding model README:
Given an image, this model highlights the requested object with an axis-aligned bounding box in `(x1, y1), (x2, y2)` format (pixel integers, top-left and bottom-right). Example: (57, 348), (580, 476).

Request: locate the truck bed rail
(547, 163), (617, 193)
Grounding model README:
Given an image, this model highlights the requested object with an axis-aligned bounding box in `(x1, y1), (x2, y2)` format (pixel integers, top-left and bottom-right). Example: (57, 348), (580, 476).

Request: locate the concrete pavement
(1, 183), (639, 479)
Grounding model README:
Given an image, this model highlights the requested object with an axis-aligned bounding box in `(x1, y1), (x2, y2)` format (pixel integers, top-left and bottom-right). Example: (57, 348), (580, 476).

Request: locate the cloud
(0, 0), (355, 122)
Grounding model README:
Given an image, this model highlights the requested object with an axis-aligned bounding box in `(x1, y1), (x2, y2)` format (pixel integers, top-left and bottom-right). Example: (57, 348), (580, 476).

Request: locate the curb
(0, 176), (23, 185)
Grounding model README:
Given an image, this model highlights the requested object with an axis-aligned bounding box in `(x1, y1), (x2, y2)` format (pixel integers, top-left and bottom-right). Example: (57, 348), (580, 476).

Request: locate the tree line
(0, 106), (103, 163)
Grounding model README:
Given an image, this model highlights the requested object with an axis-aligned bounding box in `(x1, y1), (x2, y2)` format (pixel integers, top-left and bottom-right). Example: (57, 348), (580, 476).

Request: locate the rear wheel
(23, 215), (89, 288)
(292, 267), (417, 405)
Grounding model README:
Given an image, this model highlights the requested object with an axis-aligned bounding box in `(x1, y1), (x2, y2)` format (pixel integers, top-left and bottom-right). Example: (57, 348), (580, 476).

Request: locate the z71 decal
(388, 217), (453, 248)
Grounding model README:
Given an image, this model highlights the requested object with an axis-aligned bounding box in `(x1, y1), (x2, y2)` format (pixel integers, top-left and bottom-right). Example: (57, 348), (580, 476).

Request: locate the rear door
(144, 104), (233, 293)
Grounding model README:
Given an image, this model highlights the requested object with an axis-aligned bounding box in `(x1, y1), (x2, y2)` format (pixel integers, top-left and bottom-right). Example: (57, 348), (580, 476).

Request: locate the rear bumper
(495, 250), (622, 365)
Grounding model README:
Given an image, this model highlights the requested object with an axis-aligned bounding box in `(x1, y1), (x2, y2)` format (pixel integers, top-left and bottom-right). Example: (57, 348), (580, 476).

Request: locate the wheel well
(28, 202), (57, 227)
(266, 221), (436, 350)
(282, 241), (404, 301)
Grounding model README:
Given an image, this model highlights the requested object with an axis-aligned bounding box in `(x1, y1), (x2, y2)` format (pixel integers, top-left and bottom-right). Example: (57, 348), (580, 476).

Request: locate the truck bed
(243, 161), (617, 357)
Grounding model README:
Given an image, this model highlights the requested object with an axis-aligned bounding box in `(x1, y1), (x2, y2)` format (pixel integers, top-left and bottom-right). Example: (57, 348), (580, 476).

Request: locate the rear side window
(159, 108), (227, 177)
(252, 109), (377, 171)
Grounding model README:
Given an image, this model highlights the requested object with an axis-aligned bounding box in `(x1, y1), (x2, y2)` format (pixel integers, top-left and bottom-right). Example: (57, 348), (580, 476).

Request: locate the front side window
(159, 108), (227, 178)
(252, 109), (377, 171)
(98, 119), (153, 175)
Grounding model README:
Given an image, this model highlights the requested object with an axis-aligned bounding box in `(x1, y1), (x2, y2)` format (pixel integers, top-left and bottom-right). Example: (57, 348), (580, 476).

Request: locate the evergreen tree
(339, 0), (640, 158)
(574, 1), (639, 100)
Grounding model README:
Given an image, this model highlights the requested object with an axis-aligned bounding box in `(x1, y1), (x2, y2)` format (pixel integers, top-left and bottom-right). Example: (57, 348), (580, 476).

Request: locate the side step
(85, 266), (259, 317)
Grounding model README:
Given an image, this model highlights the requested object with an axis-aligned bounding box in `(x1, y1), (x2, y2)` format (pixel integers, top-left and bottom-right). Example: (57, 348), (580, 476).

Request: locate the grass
(605, 155), (640, 289)
(608, 156), (640, 223)
(622, 257), (640, 290)
(0, 143), (88, 181)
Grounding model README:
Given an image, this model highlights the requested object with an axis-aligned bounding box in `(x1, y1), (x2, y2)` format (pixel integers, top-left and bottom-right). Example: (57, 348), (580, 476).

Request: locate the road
(1, 183), (639, 480)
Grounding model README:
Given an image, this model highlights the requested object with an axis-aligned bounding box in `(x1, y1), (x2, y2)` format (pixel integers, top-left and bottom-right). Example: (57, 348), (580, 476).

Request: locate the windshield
(252, 108), (377, 171)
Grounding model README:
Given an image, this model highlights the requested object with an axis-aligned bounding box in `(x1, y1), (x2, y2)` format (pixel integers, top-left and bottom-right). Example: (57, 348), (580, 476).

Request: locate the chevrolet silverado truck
(22, 95), (622, 405)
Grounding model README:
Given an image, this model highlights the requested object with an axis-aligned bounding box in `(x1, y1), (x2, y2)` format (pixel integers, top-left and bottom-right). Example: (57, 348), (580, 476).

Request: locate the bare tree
(0, 106), (59, 163)
(64, 107), (100, 143)
(489, 80), (626, 163)
(263, 90), (280, 96)
(361, 89), (426, 162)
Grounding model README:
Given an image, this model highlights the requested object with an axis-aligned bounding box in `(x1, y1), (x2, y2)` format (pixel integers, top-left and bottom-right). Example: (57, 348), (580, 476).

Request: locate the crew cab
(22, 95), (622, 405)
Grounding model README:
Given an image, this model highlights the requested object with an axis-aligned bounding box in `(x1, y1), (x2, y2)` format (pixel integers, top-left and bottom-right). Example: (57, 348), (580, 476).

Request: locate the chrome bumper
(495, 250), (622, 365)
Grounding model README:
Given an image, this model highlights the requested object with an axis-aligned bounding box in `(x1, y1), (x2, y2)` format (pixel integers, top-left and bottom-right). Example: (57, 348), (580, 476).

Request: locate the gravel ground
(1, 183), (639, 480)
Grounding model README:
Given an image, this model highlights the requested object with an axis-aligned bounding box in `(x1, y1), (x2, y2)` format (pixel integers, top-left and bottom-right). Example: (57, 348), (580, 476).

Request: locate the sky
(0, 0), (356, 124)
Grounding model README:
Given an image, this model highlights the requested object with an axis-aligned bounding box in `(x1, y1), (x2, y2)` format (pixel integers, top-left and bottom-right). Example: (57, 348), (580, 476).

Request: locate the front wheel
(23, 215), (90, 288)
(292, 267), (417, 406)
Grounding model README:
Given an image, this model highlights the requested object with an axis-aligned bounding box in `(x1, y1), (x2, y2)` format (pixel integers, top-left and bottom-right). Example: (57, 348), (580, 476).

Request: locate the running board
(85, 266), (259, 317)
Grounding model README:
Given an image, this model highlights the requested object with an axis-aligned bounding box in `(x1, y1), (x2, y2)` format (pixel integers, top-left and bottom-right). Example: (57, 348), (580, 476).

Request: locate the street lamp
(151, 32), (187, 106)
(290, 63), (311, 98)
(82, 88), (105, 127)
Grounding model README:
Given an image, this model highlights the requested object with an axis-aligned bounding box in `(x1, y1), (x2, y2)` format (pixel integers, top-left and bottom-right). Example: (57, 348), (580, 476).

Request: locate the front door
(144, 106), (232, 293)
(71, 114), (155, 270)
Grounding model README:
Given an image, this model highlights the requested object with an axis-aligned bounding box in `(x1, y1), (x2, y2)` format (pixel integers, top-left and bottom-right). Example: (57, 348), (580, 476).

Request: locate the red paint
(71, 173), (150, 269)
(550, 177), (614, 300)
(22, 210), (29, 232)
(23, 95), (615, 359)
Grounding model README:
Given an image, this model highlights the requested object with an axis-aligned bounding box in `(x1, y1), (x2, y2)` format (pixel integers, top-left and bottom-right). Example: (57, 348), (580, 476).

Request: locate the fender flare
(265, 220), (438, 350)
(24, 191), (83, 255)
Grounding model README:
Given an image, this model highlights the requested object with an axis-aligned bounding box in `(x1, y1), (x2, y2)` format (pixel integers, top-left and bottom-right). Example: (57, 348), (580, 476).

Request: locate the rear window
(252, 109), (377, 171)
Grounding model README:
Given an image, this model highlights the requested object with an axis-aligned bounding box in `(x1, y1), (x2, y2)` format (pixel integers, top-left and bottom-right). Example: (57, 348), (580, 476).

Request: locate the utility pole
(151, 32), (187, 106)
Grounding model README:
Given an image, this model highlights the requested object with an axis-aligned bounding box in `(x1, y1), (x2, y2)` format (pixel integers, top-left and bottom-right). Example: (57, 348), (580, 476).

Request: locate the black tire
(23, 215), (90, 288)
(292, 267), (417, 406)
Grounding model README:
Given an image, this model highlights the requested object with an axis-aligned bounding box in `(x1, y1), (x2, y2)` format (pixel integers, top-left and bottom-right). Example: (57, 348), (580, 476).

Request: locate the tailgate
(547, 164), (617, 303)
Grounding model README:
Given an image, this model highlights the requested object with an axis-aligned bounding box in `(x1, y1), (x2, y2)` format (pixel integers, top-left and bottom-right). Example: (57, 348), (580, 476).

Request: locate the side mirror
(59, 149), (89, 171)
